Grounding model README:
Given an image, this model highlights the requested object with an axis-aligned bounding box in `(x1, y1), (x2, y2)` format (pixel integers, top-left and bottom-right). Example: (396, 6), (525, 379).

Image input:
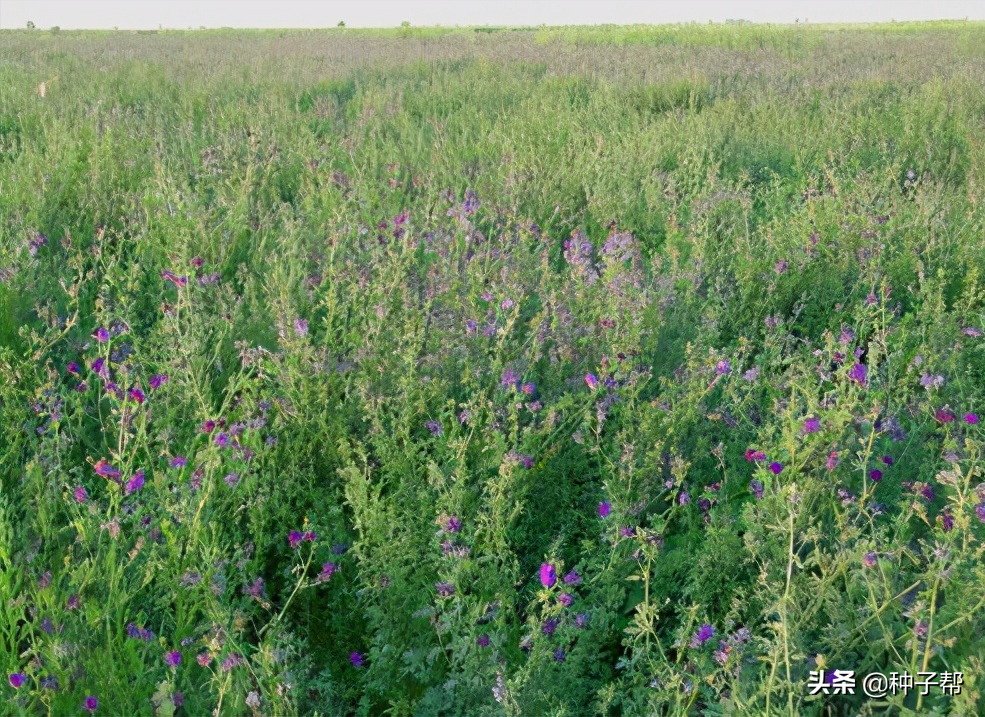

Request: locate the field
(2, 21), (985, 715)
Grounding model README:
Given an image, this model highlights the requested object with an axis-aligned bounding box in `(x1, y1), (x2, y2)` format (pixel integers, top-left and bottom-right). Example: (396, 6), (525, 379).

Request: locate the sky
(1, 0), (982, 30)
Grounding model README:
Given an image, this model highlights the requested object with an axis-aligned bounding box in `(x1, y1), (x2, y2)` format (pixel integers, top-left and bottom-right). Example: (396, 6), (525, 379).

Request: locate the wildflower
(540, 563), (556, 588)
(303, 531), (317, 543)
(585, 373), (599, 390)
(920, 373), (944, 388)
(74, 486), (89, 503)
(201, 420), (216, 433)
(435, 582), (455, 597)
(161, 270), (188, 287)
(128, 387), (146, 404)
(963, 327), (983, 337)
(425, 420), (443, 436)
(169, 455), (188, 469)
(244, 578), (266, 598)
(149, 374), (169, 390)
(559, 593), (574, 607)
(716, 360), (731, 375)
(848, 363), (868, 385)
(83, 696), (98, 713)
(597, 501), (612, 518)
(224, 473), (240, 488)
(126, 623), (155, 641)
(125, 470), (145, 495)
(745, 449), (766, 462)
(520, 382), (536, 395)
(93, 459), (121, 479)
(196, 652), (212, 667)
(38, 571), (52, 589)
(67, 594), (80, 610)
(172, 692), (184, 707)
(620, 526), (636, 538)
(464, 319), (478, 334)
(477, 634), (490, 647)
(678, 491), (690, 505)
(940, 512), (955, 532)
(445, 516), (462, 533)
(8, 673), (26, 689)
(575, 613), (589, 628)
(826, 452), (840, 471)
(802, 417), (821, 434)
(863, 553), (878, 568)
(67, 361), (81, 375)
(91, 357), (109, 379)
(501, 299), (514, 311)
(553, 648), (567, 663)
(749, 479), (764, 499)
(882, 455), (894, 465)
(935, 408), (957, 424)
(221, 653), (243, 672)
(164, 651), (181, 668)
(965, 413), (980, 425)
(541, 618), (559, 636)
(318, 563), (337, 582)
(245, 691), (261, 709)
(94, 327), (110, 343)
(975, 504), (985, 523)
(769, 462), (784, 475)
(214, 432), (229, 447)
(500, 369), (520, 389)
(293, 318), (308, 337)
(869, 469), (883, 482)
(742, 366), (760, 382)
(691, 623), (715, 648)
(288, 531), (304, 549)
(774, 259), (789, 274)
(349, 652), (365, 668)
(563, 570), (582, 586)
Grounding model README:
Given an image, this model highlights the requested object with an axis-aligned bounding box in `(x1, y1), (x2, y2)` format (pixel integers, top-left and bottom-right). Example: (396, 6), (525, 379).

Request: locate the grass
(1, 21), (985, 715)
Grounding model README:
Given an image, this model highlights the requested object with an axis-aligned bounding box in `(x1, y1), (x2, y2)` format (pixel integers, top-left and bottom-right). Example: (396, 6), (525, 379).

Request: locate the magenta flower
(868, 469), (883, 482)
(93, 459), (121, 479)
(539, 563), (557, 588)
(691, 623), (715, 648)
(585, 373), (599, 390)
(214, 432), (229, 447)
(288, 531), (303, 549)
(164, 651), (181, 668)
(196, 652), (212, 667)
(83, 696), (98, 713)
(848, 363), (868, 385)
(541, 618), (559, 636)
(826, 452), (841, 471)
(445, 516), (462, 533)
(350, 652), (365, 668)
(201, 420), (216, 433)
(318, 562), (337, 582)
(769, 462), (784, 475)
(936, 408), (957, 424)
(67, 361), (81, 375)
(221, 653), (243, 672)
(128, 387), (146, 404)
(678, 491), (690, 505)
(8, 673), (26, 689)
(149, 374), (169, 390)
(744, 449), (766, 462)
(124, 470), (145, 495)
(715, 360), (732, 375)
(598, 501), (612, 518)
(93, 327), (110, 343)
(941, 512), (955, 532)
(169, 455), (188, 469)
(965, 413), (980, 425)
(303, 531), (317, 543)
(802, 417), (820, 434)
(520, 383), (536, 395)
(477, 634), (490, 647)
(74, 486), (89, 504)
(559, 593), (574, 607)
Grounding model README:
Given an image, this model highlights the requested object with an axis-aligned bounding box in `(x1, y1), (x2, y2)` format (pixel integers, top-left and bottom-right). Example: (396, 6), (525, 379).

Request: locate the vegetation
(2, 21), (985, 715)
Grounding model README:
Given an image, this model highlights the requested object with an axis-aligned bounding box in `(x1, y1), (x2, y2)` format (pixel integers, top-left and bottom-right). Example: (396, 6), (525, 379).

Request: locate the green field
(2, 21), (985, 715)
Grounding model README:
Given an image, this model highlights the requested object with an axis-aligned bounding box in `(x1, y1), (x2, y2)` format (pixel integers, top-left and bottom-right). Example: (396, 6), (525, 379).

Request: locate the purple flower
(288, 531), (304, 549)
(848, 363), (868, 385)
(678, 491), (691, 505)
(963, 327), (983, 337)
(445, 516), (462, 533)
(691, 623), (715, 648)
(501, 369), (520, 389)
(541, 618), (559, 636)
(124, 470), (145, 495)
(149, 373), (168, 390)
(744, 449), (766, 462)
(91, 357), (109, 379)
(67, 361), (81, 375)
(8, 673), (26, 689)
(869, 469), (883, 482)
(774, 259), (789, 274)
(716, 360), (732, 375)
(742, 367), (760, 382)
(863, 552), (878, 568)
(559, 592), (574, 607)
(936, 408), (957, 424)
(83, 696), (98, 713)
(221, 653), (243, 672)
(540, 563), (556, 588)
(93, 459), (121, 479)
(128, 387), (146, 404)
(965, 413), (980, 425)
(293, 318), (308, 337)
(941, 512), (955, 532)
(223, 473), (240, 488)
(882, 455), (894, 465)
(74, 486), (89, 504)
(520, 382), (536, 395)
(67, 594), (80, 610)
(563, 570), (582, 586)
(826, 452), (841, 471)
(303, 531), (317, 543)
(553, 647), (567, 663)
(244, 578), (266, 598)
(93, 327), (110, 343)
(769, 462), (784, 475)
(802, 417), (821, 434)
(575, 613), (589, 628)
(620, 526), (636, 538)
(425, 420), (443, 436)
(597, 501), (612, 518)
(214, 432), (229, 447)
(749, 479), (764, 500)
(350, 652), (365, 668)
(169, 455), (188, 469)
(477, 634), (490, 647)
(318, 562), (337, 582)
(164, 651), (181, 668)
(920, 373), (945, 388)
(976, 504), (985, 523)
(196, 653), (212, 667)
(584, 373), (598, 390)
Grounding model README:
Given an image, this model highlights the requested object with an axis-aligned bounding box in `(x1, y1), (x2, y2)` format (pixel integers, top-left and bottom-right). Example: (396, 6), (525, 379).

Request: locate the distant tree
(26, 21), (35, 29)
(50, 26), (60, 33)
(401, 21), (410, 28)
(338, 20), (345, 28)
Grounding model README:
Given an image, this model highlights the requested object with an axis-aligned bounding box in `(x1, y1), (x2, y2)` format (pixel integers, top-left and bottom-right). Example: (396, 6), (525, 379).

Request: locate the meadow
(2, 20), (985, 715)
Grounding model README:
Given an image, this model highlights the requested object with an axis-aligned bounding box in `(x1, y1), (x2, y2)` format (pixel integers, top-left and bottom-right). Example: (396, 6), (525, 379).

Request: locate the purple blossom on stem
(477, 634), (490, 647)
(74, 486), (89, 504)
(690, 623), (715, 648)
(164, 651), (181, 668)
(94, 327), (110, 343)
(598, 501), (612, 518)
(826, 452), (841, 471)
(540, 563), (556, 588)
(848, 363), (868, 386)
(584, 373), (599, 390)
(716, 360), (731, 375)
(425, 420), (443, 436)
(293, 318), (308, 337)
(169, 455), (188, 469)
(769, 462), (784, 475)
(435, 582), (455, 597)
(965, 413), (980, 425)
(288, 531), (304, 549)
(558, 593), (574, 607)
(349, 652), (365, 668)
(83, 696), (98, 713)
(318, 563), (337, 582)
(868, 469), (883, 482)
(802, 417), (820, 434)
(501, 369), (520, 389)
(749, 480), (764, 500)
(863, 552), (878, 568)
(563, 570), (582, 586)
(8, 673), (26, 689)
(93, 459), (121, 479)
(124, 470), (145, 495)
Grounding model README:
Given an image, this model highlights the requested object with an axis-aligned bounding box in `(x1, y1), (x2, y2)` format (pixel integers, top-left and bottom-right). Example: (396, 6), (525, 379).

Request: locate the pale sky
(0, 0), (982, 30)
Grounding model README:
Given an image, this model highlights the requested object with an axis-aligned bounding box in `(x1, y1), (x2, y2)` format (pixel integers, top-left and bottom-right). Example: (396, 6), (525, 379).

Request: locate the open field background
(2, 21), (985, 715)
